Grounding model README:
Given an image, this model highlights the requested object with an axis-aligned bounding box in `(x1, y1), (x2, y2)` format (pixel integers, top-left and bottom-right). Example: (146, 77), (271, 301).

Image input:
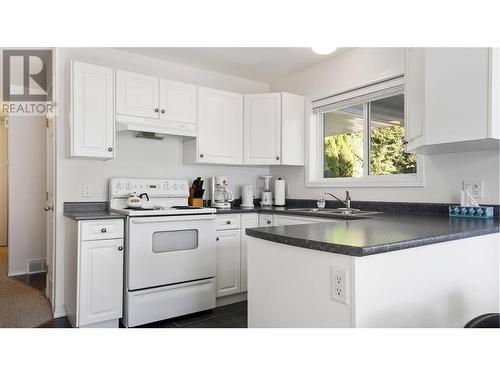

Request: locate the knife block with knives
(189, 177), (205, 207)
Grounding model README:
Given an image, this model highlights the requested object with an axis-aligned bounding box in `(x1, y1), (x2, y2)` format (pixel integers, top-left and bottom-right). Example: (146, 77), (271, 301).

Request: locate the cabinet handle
(154, 108), (159, 113)
(118, 246), (123, 251)
(216, 237), (219, 241)
(226, 220), (231, 224)
(267, 220), (272, 224)
(108, 147), (113, 152)
(402, 140), (408, 145)
(161, 109), (166, 114)
(200, 154), (204, 158)
(101, 228), (107, 233)
(276, 156), (280, 160)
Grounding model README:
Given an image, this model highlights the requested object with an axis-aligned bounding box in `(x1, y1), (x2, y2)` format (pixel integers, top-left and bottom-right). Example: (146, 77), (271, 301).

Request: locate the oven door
(127, 215), (216, 291)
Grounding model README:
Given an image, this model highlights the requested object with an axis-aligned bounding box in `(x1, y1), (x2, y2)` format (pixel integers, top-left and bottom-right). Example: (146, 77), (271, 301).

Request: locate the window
(307, 77), (423, 187)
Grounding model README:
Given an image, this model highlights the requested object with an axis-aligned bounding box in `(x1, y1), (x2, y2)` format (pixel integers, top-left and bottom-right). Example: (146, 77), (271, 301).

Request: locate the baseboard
(53, 306), (67, 319)
(216, 292), (247, 307)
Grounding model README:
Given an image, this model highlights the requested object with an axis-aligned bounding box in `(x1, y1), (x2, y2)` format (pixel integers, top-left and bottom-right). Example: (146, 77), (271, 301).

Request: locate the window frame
(306, 76), (424, 188)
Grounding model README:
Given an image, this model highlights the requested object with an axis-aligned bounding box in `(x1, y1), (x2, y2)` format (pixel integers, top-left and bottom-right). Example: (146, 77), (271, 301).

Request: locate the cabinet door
(216, 229), (241, 297)
(116, 70), (159, 119)
(159, 79), (197, 123)
(405, 48), (425, 152)
(79, 239), (123, 326)
(198, 87), (243, 164)
(240, 214), (258, 292)
(71, 61), (114, 159)
(244, 93), (281, 165)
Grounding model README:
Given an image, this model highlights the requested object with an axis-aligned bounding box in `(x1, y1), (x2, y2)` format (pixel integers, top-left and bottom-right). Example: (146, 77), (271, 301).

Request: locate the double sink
(287, 207), (380, 216)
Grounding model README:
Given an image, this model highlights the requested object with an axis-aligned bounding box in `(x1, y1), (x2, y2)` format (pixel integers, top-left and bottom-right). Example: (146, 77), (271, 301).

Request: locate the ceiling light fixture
(311, 47), (337, 55)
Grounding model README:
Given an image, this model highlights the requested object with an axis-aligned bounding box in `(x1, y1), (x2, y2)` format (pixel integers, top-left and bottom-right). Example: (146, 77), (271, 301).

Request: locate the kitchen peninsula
(245, 214), (499, 328)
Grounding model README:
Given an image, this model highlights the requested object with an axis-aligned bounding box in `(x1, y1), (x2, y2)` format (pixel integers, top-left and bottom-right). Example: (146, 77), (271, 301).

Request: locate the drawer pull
(118, 246), (123, 251)
(267, 220), (272, 224)
(216, 237), (220, 241)
(101, 228), (107, 233)
(226, 220), (231, 224)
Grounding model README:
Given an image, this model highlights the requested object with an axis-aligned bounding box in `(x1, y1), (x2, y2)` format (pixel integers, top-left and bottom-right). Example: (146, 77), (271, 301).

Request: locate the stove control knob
(173, 184), (178, 190)
(163, 184), (168, 190)
(126, 182), (132, 190)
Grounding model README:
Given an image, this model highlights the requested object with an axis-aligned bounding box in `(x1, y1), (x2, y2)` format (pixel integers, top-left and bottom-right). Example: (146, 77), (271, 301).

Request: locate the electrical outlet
(82, 183), (92, 198)
(463, 181), (484, 199)
(332, 267), (348, 304)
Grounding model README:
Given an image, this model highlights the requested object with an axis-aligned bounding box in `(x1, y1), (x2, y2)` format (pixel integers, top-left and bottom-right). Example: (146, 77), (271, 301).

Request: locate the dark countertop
(245, 214), (499, 257)
(64, 211), (126, 221)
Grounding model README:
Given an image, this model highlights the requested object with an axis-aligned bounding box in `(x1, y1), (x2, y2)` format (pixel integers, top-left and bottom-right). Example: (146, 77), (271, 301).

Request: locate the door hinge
(46, 119), (49, 128)
(46, 191), (49, 200)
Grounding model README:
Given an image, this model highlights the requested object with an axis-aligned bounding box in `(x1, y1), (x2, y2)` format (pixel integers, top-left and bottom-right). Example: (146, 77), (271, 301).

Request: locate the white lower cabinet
(216, 228), (241, 297)
(64, 218), (124, 328)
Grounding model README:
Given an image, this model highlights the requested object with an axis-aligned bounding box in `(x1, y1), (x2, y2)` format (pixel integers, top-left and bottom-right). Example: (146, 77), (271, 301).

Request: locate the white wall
(53, 48), (270, 316)
(270, 48), (500, 204)
(7, 116), (47, 275)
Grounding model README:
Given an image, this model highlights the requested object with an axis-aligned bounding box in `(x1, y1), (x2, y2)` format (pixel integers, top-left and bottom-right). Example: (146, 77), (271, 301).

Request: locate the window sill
(306, 174), (424, 188)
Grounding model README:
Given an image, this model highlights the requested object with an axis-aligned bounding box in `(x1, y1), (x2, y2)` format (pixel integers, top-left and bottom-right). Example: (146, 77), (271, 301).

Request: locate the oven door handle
(129, 215), (215, 224)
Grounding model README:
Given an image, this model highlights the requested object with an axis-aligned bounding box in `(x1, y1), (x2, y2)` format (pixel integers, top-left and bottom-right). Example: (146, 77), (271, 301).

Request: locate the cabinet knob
(226, 220), (231, 224)
(154, 108), (159, 113)
(200, 154), (204, 158)
(161, 109), (166, 114)
(101, 228), (107, 233)
(402, 140), (408, 145)
(118, 246), (123, 251)
(108, 147), (113, 152)
(276, 156), (280, 160)
(216, 237), (219, 241)
(267, 220), (272, 224)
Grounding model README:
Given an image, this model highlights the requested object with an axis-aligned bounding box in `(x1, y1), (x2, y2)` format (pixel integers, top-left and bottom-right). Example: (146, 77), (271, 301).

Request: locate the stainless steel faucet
(324, 191), (351, 208)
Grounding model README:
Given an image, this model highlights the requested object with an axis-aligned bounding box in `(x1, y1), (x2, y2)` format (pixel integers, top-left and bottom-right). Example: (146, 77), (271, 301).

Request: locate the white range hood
(115, 114), (197, 138)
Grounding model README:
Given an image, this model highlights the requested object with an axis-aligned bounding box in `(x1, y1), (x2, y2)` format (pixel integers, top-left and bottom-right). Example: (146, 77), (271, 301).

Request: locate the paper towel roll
(274, 179), (286, 206)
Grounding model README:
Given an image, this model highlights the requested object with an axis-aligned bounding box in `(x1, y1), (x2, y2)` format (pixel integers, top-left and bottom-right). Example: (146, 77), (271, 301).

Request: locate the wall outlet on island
(332, 267), (348, 305)
(463, 181), (484, 199)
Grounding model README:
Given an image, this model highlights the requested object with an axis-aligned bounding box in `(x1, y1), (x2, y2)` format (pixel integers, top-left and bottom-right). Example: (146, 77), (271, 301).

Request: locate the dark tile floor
(11, 272), (46, 292)
(38, 301), (248, 328)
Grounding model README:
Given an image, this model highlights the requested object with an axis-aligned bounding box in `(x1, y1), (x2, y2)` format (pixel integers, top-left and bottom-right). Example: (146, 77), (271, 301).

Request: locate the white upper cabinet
(190, 87), (243, 164)
(244, 93), (281, 164)
(159, 79), (197, 123)
(116, 70), (159, 119)
(71, 61), (115, 159)
(243, 92), (304, 165)
(405, 48), (499, 154)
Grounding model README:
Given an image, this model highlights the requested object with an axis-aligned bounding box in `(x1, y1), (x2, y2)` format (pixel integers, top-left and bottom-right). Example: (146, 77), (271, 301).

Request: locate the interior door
(45, 117), (56, 306)
(0, 119), (8, 246)
(116, 70), (159, 119)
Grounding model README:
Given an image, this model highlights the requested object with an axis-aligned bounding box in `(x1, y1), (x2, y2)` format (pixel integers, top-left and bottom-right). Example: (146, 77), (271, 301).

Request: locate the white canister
(241, 185), (254, 208)
(274, 178), (286, 206)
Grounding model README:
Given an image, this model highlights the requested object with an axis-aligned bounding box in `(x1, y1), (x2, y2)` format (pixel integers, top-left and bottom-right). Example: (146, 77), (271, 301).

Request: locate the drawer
(80, 220), (124, 241)
(258, 213), (274, 227)
(216, 214), (241, 231)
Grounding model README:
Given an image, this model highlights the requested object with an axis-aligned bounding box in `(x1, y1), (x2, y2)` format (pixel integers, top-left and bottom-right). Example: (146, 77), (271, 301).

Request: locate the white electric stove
(109, 178), (216, 327)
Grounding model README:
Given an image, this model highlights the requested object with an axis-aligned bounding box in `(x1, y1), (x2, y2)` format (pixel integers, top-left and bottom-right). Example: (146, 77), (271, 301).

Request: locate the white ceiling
(118, 47), (349, 83)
